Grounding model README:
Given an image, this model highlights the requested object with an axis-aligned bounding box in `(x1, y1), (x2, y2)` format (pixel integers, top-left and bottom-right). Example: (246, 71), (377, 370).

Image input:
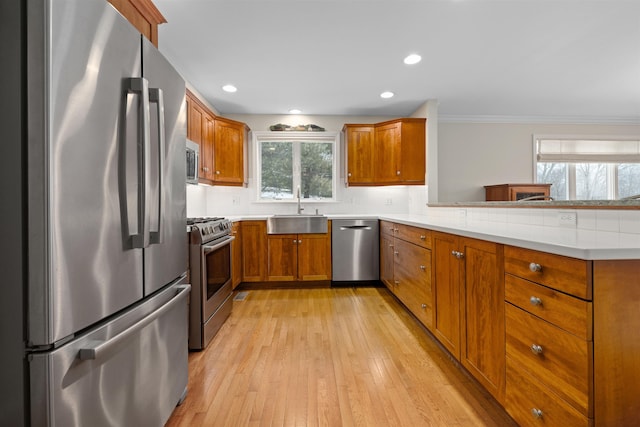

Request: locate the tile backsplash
(426, 206), (640, 234)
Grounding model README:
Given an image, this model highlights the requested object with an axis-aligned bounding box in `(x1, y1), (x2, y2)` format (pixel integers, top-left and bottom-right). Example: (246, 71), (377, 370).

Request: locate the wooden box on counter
(484, 184), (551, 201)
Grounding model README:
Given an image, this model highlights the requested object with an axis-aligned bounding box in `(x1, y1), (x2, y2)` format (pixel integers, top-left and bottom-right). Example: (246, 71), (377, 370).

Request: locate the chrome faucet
(297, 186), (304, 214)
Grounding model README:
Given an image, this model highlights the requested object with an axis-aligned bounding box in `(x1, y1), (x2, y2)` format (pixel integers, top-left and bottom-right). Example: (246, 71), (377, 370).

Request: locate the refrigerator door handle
(78, 284), (190, 361)
(149, 87), (165, 245)
(124, 77), (151, 249)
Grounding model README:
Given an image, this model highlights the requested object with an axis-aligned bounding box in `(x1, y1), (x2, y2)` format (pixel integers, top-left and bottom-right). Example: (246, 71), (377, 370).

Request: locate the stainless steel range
(188, 217), (234, 350)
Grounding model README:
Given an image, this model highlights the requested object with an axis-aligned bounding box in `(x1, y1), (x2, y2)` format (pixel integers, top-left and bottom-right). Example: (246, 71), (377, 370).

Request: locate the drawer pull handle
(529, 262), (543, 273)
(531, 408), (543, 419)
(421, 304), (427, 309)
(394, 251), (399, 256)
(420, 265), (426, 271)
(530, 344), (543, 355)
(394, 280), (400, 285)
(529, 296), (543, 306)
(420, 235), (426, 240)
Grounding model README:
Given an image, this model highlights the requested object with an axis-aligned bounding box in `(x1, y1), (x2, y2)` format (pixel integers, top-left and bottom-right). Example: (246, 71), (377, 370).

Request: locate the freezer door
(27, 0), (145, 345)
(29, 281), (190, 427)
(142, 38), (188, 295)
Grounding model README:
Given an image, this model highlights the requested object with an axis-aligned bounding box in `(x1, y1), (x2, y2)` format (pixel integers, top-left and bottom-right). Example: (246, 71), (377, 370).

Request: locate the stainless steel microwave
(186, 139), (199, 184)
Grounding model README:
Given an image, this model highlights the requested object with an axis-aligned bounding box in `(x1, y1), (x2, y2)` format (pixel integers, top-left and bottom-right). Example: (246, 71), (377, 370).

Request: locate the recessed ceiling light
(380, 91), (394, 99)
(289, 109), (302, 114)
(403, 54), (422, 65)
(222, 84), (237, 93)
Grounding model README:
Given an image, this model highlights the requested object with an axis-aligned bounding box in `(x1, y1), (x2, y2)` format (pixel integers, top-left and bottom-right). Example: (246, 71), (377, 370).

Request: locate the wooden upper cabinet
(186, 90), (249, 186)
(107, 0), (166, 47)
(213, 117), (248, 186)
(343, 118), (426, 186)
(343, 125), (375, 184)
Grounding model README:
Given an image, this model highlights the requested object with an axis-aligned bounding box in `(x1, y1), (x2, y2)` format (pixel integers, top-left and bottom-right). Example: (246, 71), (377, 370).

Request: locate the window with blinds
(534, 136), (640, 200)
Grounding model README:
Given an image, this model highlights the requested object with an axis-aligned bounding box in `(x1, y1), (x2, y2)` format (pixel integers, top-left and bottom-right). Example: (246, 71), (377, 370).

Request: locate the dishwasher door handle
(340, 225), (372, 230)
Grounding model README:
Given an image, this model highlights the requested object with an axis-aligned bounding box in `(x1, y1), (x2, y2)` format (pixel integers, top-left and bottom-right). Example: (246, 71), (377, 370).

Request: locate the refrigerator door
(142, 39), (188, 295)
(29, 280), (190, 427)
(28, 0), (145, 346)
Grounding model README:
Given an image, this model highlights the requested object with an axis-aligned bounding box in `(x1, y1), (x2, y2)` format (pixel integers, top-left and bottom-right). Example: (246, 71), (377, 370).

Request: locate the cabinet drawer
(506, 304), (592, 416)
(504, 246), (592, 300)
(395, 223), (431, 249)
(505, 274), (592, 340)
(393, 239), (432, 329)
(380, 220), (395, 237)
(506, 363), (591, 427)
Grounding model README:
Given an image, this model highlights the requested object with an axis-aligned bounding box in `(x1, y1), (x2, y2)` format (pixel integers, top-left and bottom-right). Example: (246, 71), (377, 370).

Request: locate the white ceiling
(154, 0), (640, 122)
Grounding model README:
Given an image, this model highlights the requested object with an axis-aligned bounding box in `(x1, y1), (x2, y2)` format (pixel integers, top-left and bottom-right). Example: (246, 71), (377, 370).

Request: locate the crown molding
(438, 114), (640, 125)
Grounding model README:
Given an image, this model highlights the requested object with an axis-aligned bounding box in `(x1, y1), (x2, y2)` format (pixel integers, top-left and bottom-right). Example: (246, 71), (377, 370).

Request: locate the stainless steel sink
(267, 215), (328, 234)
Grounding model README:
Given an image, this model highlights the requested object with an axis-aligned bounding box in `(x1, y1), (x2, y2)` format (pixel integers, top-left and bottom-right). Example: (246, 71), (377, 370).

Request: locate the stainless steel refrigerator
(1, 0), (190, 425)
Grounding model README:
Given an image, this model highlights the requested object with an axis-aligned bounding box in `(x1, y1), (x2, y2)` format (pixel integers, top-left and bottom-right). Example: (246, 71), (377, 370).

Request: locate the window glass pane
(536, 162), (567, 200)
(301, 142), (333, 199)
(261, 141), (293, 199)
(575, 163), (608, 200)
(618, 163), (640, 198)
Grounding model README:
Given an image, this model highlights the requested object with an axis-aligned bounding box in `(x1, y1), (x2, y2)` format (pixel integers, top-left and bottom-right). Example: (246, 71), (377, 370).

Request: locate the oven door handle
(202, 235), (235, 254)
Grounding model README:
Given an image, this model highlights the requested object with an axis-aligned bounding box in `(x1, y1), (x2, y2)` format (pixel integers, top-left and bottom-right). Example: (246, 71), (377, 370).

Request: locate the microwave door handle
(202, 235), (235, 254)
(148, 87), (164, 245)
(121, 77), (150, 249)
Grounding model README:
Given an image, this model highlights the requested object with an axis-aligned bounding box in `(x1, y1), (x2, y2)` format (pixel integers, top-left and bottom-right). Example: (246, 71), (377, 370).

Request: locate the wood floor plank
(166, 287), (516, 427)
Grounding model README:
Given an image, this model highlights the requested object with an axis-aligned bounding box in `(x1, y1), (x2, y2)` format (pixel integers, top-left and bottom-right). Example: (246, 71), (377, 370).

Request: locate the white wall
(187, 113), (430, 217)
(437, 121), (640, 202)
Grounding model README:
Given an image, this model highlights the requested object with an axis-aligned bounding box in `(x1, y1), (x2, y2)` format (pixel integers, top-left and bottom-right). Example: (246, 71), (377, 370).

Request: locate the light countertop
(228, 213), (640, 260)
(379, 214), (640, 260)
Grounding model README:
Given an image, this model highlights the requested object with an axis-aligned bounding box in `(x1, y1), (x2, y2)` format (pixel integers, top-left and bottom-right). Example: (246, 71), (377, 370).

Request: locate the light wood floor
(166, 287), (517, 427)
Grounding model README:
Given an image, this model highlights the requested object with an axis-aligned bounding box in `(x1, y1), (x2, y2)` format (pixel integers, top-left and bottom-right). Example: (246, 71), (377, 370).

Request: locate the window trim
(253, 131), (339, 202)
(533, 134), (640, 200)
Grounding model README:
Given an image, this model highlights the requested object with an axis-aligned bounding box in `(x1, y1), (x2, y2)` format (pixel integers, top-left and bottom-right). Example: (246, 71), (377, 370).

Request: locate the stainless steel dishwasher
(332, 219), (380, 283)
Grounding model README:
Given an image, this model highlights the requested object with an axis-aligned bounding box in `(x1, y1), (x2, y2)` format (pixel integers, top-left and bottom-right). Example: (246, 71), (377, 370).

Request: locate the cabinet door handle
(530, 344), (543, 355)
(216, 170), (220, 175)
(394, 251), (399, 256)
(396, 170), (401, 176)
(451, 251), (464, 259)
(348, 172), (352, 177)
(394, 280), (400, 285)
(419, 235), (426, 240)
(529, 262), (543, 273)
(531, 408), (543, 419)
(419, 265), (426, 271)
(421, 303), (427, 309)
(530, 296), (543, 306)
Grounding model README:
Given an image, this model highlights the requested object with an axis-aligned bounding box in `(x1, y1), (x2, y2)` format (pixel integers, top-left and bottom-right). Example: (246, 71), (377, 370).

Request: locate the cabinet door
(374, 122), (401, 183)
(345, 125), (375, 184)
(432, 232), (461, 359)
(393, 238), (433, 330)
(231, 222), (242, 289)
(187, 98), (203, 144)
(397, 119), (426, 184)
(240, 221), (266, 282)
(213, 119), (245, 185)
(267, 234), (298, 281)
(201, 114), (215, 181)
(460, 237), (505, 403)
(298, 233), (332, 281)
(380, 233), (395, 290)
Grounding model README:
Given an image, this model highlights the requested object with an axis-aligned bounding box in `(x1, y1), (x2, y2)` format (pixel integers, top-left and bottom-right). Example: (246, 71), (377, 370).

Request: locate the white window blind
(536, 138), (640, 163)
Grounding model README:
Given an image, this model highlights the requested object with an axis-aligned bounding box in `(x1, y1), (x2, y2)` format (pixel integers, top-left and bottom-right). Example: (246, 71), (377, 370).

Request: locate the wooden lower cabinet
(380, 221), (433, 330)
(393, 238), (432, 329)
(379, 230), (395, 290)
(231, 222), (242, 288)
(504, 246), (640, 426)
(240, 221), (266, 282)
(267, 231), (331, 281)
(432, 231), (505, 403)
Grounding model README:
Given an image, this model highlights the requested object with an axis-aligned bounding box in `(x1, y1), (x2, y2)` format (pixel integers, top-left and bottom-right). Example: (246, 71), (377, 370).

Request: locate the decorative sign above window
(269, 123), (325, 131)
